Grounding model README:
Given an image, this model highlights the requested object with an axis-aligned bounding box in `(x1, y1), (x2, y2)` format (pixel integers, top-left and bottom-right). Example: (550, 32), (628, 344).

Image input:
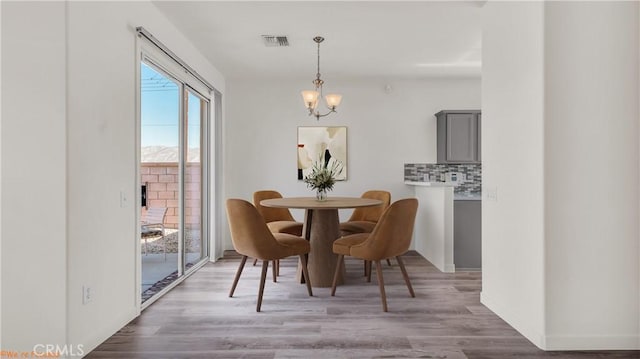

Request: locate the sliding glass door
(139, 57), (210, 304)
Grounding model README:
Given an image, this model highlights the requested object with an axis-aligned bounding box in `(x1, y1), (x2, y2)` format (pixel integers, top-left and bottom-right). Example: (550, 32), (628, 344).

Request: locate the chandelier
(301, 36), (342, 120)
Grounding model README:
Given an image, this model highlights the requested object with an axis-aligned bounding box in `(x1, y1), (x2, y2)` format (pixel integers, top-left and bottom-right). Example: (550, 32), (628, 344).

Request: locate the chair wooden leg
(252, 258), (258, 266)
(375, 260), (388, 312)
(386, 258), (392, 266)
(396, 255), (415, 298)
(366, 260), (372, 282)
(229, 255), (248, 297)
(272, 260), (277, 282)
(257, 260), (269, 312)
(276, 259), (280, 277)
(363, 260), (368, 276)
(331, 254), (344, 296)
(299, 254), (313, 296)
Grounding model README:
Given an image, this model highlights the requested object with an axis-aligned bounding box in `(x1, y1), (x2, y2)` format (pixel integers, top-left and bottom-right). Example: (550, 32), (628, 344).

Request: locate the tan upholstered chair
(226, 199), (312, 312)
(340, 190), (392, 270)
(253, 190), (304, 271)
(254, 190), (303, 236)
(331, 198), (418, 312)
(339, 190), (391, 236)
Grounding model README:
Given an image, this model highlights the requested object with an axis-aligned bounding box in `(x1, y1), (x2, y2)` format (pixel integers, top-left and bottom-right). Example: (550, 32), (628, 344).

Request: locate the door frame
(134, 37), (214, 312)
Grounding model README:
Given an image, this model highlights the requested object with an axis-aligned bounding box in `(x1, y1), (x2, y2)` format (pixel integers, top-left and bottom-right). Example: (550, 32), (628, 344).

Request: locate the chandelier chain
(316, 40), (321, 83)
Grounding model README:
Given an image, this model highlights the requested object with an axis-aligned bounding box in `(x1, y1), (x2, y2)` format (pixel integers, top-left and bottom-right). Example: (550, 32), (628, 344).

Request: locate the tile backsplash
(404, 163), (482, 195)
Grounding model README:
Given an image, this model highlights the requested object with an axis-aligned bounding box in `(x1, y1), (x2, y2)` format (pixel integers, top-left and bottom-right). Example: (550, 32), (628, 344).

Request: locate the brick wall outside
(141, 162), (201, 229)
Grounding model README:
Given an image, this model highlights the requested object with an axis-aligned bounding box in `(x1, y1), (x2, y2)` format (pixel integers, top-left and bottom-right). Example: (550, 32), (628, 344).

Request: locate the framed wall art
(297, 126), (347, 180)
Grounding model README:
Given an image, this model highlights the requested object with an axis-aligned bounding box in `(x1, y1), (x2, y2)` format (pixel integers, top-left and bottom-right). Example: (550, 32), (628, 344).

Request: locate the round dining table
(260, 196), (383, 287)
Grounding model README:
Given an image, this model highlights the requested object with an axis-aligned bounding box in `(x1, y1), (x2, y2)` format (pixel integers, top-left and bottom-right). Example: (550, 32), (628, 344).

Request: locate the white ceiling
(153, 1), (483, 79)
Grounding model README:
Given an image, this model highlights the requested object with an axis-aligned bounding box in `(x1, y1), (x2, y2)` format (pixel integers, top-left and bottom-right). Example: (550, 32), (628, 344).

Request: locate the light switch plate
(120, 191), (129, 208)
(83, 285), (93, 304)
(485, 187), (497, 201)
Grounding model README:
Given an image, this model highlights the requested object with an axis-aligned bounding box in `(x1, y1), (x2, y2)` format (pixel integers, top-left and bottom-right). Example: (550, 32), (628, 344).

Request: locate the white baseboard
(481, 292), (640, 350)
(480, 291), (545, 349)
(543, 335), (640, 350)
(444, 264), (456, 273)
(78, 306), (137, 358)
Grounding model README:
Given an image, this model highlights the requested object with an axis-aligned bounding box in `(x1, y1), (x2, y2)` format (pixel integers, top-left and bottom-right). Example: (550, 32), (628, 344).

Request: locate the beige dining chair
(331, 198), (418, 312)
(339, 190), (392, 271)
(253, 190), (304, 235)
(226, 199), (313, 312)
(253, 190), (304, 274)
(339, 190), (391, 236)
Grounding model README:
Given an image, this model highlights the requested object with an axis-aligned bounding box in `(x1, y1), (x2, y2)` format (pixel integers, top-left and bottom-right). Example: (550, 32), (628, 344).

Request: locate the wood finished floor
(89, 252), (639, 358)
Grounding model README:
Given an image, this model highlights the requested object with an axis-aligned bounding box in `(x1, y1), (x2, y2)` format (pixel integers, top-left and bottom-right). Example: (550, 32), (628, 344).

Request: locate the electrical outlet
(83, 285), (93, 304)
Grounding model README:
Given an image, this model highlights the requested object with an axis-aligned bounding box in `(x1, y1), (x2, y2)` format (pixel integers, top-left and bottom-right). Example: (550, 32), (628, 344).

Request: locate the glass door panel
(140, 61), (181, 302)
(184, 90), (206, 269)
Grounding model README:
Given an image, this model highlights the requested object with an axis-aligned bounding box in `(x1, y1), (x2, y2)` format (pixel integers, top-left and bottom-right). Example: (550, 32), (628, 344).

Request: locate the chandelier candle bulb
(301, 90), (320, 110)
(325, 94), (343, 109)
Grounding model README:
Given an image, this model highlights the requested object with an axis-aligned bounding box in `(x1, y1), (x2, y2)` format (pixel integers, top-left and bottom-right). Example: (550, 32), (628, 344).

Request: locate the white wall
(2, 0), (225, 355)
(65, 1), (225, 353)
(483, 0), (640, 350)
(481, 1), (546, 348)
(1, 1), (68, 352)
(544, 1), (639, 349)
(224, 77), (480, 250)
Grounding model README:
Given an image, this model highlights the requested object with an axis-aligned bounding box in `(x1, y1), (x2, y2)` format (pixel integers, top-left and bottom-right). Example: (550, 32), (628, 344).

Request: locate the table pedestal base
(297, 208), (345, 287)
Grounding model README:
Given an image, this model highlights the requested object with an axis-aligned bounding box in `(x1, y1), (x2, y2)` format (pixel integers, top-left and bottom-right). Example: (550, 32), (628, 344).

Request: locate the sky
(141, 62), (202, 149)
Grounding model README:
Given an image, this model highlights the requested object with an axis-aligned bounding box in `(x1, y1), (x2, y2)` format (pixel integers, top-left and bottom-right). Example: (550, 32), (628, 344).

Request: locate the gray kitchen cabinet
(454, 200), (481, 270)
(436, 110), (481, 163)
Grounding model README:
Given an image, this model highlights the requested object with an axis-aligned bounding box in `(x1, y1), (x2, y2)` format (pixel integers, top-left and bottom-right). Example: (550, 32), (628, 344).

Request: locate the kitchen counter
(405, 181), (482, 273)
(405, 182), (455, 273)
(405, 181), (481, 201)
(454, 193), (481, 201)
(404, 180), (455, 187)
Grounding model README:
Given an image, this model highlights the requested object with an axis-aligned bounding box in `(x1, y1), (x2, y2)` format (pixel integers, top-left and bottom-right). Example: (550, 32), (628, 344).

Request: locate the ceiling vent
(262, 35), (289, 47)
